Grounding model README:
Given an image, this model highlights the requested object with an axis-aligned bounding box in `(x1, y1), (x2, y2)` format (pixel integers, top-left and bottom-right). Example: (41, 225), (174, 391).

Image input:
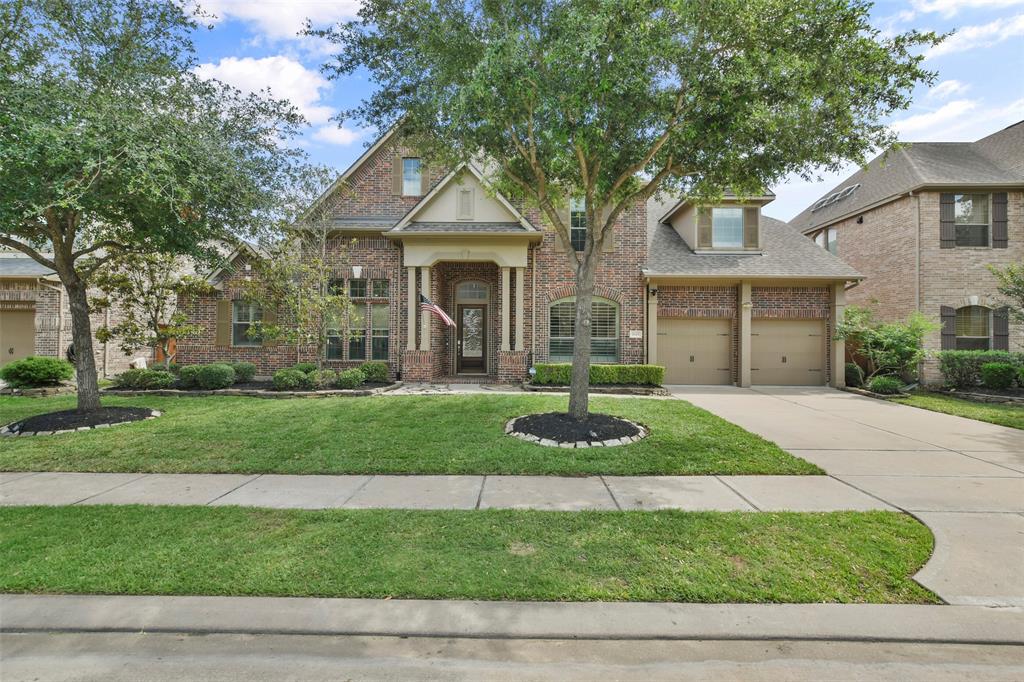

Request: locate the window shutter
(697, 208), (712, 248)
(992, 192), (1008, 248)
(993, 307), (1010, 351)
(743, 207), (759, 249)
(420, 161), (430, 195)
(940, 305), (956, 350)
(601, 207), (614, 253)
(262, 307), (278, 347)
(215, 300), (232, 347)
(939, 193), (955, 248)
(391, 153), (403, 195)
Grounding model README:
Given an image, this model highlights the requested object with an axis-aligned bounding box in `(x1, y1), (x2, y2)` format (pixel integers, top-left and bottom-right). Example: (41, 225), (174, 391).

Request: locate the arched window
(955, 305), (991, 350)
(549, 297), (619, 363)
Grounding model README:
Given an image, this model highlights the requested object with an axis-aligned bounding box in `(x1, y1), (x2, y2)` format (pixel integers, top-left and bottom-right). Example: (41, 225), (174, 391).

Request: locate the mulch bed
(513, 412), (640, 443)
(8, 407), (153, 434)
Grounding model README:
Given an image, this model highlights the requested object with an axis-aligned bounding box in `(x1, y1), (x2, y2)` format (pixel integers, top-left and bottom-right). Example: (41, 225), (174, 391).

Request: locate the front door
(457, 305), (486, 373)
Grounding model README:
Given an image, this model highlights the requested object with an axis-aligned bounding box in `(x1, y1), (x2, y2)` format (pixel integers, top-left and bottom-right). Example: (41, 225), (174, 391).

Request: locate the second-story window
(570, 198), (587, 251)
(711, 208), (744, 248)
(826, 227), (838, 255)
(402, 158), (422, 196)
(954, 194), (989, 247)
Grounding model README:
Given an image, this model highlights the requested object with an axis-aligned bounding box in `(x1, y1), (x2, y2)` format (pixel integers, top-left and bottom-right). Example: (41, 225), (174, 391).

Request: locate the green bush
(292, 362), (317, 374)
(360, 361), (390, 383)
(845, 362), (865, 388)
(335, 368), (366, 389)
(272, 368), (311, 391)
(230, 362), (257, 383)
(177, 365), (201, 388)
(837, 307), (936, 381)
(980, 362), (1018, 390)
(178, 363), (235, 390)
(309, 369), (338, 389)
(165, 363), (180, 375)
(111, 368), (176, 390)
(531, 363), (665, 386)
(937, 351), (1024, 388)
(867, 375), (903, 395)
(0, 356), (74, 388)
(1019, 366), (1024, 388)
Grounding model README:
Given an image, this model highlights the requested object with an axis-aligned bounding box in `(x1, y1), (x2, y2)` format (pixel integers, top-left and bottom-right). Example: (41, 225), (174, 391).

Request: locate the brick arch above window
(544, 284), (624, 305)
(953, 294), (998, 309)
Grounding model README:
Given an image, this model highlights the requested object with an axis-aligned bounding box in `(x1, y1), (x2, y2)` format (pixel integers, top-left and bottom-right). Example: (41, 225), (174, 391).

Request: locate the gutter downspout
(531, 243), (537, 362)
(911, 190), (923, 380)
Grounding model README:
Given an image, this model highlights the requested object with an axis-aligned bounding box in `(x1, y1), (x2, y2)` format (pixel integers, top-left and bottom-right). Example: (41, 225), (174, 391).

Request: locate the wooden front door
(457, 305), (486, 373)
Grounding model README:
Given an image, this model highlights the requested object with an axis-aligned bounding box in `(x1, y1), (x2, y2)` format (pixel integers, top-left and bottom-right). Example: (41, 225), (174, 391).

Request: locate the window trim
(231, 301), (263, 347)
(826, 227), (838, 256)
(548, 296), (620, 364)
(953, 193), (991, 248)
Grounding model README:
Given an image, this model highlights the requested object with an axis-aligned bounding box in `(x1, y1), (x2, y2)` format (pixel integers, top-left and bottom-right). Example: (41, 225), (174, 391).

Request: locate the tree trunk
(567, 254), (598, 420)
(64, 277), (102, 412)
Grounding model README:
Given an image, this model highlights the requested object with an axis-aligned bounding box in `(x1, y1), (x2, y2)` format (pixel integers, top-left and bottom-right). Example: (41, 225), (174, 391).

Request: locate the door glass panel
(462, 308), (483, 358)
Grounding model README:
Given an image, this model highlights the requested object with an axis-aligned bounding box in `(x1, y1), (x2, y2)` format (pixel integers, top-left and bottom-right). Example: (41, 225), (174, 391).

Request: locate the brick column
(514, 266), (525, 351)
(739, 281), (752, 388)
(406, 266), (416, 351)
(500, 266), (511, 352)
(831, 282), (847, 388)
(419, 266), (431, 351)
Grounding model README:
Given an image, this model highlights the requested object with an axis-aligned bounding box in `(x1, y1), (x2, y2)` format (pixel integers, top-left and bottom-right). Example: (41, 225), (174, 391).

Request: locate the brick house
(790, 121), (1024, 383)
(0, 253), (141, 375)
(178, 126), (860, 386)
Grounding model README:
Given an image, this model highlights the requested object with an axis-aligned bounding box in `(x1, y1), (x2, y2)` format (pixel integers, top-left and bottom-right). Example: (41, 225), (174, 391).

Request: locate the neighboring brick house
(0, 253), (142, 376)
(790, 121), (1024, 383)
(179, 125), (859, 386)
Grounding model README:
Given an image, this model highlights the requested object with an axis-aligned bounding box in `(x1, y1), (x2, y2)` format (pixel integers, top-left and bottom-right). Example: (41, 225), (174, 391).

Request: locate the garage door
(658, 318), (732, 384)
(1, 309), (36, 367)
(751, 319), (825, 385)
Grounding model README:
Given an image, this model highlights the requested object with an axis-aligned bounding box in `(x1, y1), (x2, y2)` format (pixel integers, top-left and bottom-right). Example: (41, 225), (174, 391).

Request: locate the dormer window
(695, 206), (759, 251)
(711, 208), (743, 248)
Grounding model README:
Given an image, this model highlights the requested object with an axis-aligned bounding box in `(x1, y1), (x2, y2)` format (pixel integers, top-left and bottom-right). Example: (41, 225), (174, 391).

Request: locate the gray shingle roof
(0, 257), (55, 277)
(644, 217), (861, 279)
(325, 216), (401, 231)
(397, 222), (527, 233)
(790, 120), (1024, 234)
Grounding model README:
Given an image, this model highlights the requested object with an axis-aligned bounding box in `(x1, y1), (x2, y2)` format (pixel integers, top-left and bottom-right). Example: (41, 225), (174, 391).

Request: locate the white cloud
(197, 0), (361, 42)
(890, 99), (979, 137)
(890, 96), (1024, 141)
(312, 125), (365, 146)
(912, 0), (1024, 17)
(927, 79), (970, 99)
(926, 14), (1024, 58)
(194, 56), (334, 125)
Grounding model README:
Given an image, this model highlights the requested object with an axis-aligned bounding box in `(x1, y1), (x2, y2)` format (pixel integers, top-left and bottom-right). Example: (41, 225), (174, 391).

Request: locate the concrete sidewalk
(0, 471), (896, 512)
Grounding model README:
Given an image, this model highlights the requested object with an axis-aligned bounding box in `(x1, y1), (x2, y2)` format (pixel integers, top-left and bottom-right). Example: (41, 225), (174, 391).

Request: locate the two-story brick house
(791, 121), (1024, 383)
(178, 125), (860, 386)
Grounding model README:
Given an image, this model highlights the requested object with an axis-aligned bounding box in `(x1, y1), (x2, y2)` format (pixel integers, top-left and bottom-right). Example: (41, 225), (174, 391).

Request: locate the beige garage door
(1, 309), (36, 367)
(751, 319), (825, 385)
(658, 317), (732, 385)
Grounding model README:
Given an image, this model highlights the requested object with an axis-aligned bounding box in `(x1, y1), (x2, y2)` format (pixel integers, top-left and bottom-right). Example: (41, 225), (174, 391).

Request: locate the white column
(739, 281), (752, 388)
(831, 282), (847, 388)
(500, 266), (511, 351)
(514, 267), (525, 351)
(419, 266), (431, 352)
(406, 267), (416, 351)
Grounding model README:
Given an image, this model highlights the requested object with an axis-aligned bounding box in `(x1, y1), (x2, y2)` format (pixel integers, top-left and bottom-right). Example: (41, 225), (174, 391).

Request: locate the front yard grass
(0, 506), (936, 603)
(894, 391), (1024, 431)
(0, 394), (819, 475)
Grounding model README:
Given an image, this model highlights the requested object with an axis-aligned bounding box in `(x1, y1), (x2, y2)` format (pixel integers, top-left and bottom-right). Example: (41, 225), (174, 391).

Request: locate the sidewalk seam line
(71, 473), (150, 505)
(338, 475), (375, 507)
(475, 475), (486, 510)
(206, 474), (263, 506)
(714, 476), (761, 511)
(599, 476), (622, 511)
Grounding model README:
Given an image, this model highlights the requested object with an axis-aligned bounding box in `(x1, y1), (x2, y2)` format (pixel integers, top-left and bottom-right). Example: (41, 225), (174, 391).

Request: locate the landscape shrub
(177, 364), (202, 388)
(230, 362), (257, 383)
(193, 363), (235, 390)
(272, 368), (311, 391)
(1019, 366), (1024, 388)
(292, 362), (317, 374)
(360, 361), (390, 383)
(335, 368), (366, 389)
(845, 362), (865, 387)
(111, 368), (175, 390)
(309, 369), (338, 389)
(165, 363), (180, 375)
(531, 363), (665, 386)
(837, 306), (935, 381)
(867, 375), (903, 395)
(0, 356), (74, 387)
(979, 362), (1018, 390)
(937, 351), (1024, 388)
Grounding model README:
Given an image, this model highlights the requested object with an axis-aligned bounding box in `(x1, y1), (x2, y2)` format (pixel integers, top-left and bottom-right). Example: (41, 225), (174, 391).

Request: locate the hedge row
(531, 363), (665, 386)
(937, 351), (1024, 389)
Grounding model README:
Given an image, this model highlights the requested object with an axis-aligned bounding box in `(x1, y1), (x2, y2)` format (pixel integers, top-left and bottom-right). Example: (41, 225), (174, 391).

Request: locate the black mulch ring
(11, 407), (153, 433)
(513, 412), (640, 443)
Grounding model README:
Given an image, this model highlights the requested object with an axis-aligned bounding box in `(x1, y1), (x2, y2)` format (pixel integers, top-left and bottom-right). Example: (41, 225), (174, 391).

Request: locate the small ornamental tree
(989, 263), (1024, 323)
(311, 0), (940, 419)
(837, 305), (937, 380)
(91, 253), (211, 369)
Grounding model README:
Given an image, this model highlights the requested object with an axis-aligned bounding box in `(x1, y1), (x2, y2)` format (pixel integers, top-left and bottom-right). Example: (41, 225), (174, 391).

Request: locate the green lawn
(0, 506), (936, 603)
(894, 391), (1024, 431)
(0, 394), (819, 475)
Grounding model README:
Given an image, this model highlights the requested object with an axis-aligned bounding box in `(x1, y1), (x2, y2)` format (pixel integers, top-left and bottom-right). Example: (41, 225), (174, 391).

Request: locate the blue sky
(191, 0), (1024, 221)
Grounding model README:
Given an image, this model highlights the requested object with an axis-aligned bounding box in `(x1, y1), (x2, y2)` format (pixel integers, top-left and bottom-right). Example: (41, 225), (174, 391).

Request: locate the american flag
(420, 294), (456, 327)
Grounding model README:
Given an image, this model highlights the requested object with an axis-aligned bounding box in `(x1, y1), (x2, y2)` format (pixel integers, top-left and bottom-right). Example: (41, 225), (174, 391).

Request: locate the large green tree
(0, 0), (307, 411)
(311, 0), (939, 419)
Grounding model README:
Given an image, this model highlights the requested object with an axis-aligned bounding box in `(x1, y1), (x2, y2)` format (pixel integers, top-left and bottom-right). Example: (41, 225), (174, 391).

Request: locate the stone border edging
(101, 381), (403, 399)
(1, 409), (162, 438)
(936, 389), (1024, 405)
(504, 415), (648, 448)
(841, 386), (909, 400)
(523, 383), (669, 396)
(0, 385), (76, 397)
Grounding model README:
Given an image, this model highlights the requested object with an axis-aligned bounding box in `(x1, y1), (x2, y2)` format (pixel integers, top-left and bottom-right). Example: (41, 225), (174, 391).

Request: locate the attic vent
(810, 183), (861, 212)
(457, 187), (474, 220)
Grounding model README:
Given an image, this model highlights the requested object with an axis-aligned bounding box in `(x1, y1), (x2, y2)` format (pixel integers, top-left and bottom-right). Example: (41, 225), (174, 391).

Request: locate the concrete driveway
(669, 385), (1024, 608)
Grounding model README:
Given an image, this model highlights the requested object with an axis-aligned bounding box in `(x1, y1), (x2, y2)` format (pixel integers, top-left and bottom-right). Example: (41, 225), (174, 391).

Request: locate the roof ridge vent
(810, 183), (861, 212)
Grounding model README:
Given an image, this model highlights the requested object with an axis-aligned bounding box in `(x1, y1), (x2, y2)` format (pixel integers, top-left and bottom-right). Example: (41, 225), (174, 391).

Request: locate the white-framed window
(232, 301), (262, 347)
(371, 304), (389, 360)
(570, 198), (587, 251)
(954, 194), (990, 247)
(826, 227), (838, 255)
(348, 306), (366, 360)
(549, 297), (619, 363)
(711, 207), (744, 248)
(402, 158), (422, 196)
(371, 279), (389, 298)
(349, 278), (367, 298)
(326, 311), (343, 360)
(955, 305), (991, 350)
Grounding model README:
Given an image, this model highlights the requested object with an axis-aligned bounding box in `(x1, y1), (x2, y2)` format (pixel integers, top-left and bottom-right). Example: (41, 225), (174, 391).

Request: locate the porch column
(514, 267), (525, 351)
(739, 281), (752, 388)
(406, 266), (417, 351)
(647, 285), (658, 364)
(419, 266), (431, 351)
(500, 266), (511, 351)
(830, 282), (847, 388)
